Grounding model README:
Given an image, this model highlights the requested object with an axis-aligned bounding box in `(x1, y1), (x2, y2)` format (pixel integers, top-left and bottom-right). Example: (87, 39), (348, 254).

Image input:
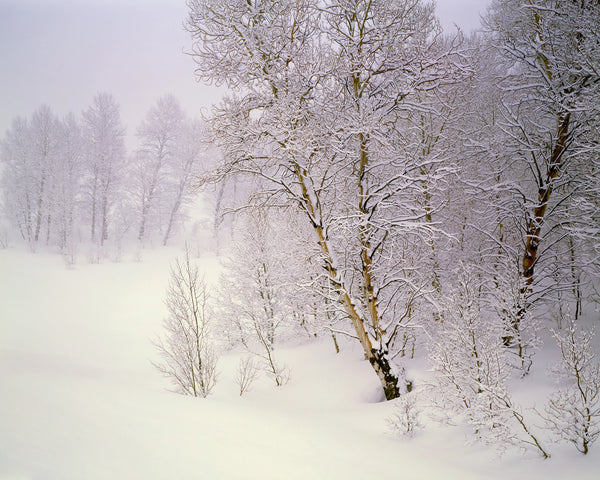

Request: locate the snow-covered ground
(1, 247), (598, 480)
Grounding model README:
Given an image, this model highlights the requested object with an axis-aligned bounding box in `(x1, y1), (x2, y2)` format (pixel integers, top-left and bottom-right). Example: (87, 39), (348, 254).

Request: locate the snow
(0, 248), (598, 480)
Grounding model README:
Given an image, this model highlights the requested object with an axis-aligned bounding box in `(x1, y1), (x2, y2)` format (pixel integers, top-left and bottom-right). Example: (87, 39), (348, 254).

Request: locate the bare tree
(134, 95), (185, 242)
(154, 246), (218, 397)
(236, 356), (259, 396)
(82, 93), (126, 246)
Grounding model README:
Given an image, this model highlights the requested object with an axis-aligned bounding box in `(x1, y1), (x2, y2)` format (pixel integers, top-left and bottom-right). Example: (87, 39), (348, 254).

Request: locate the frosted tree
(1, 108), (86, 255)
(429, 264), (549, 457)
(162, 117), (207, 246)
(53, 113), (84, 258)
(544, 316), (600, 454)
(154, 246), (218, 397)
(387, 391), (423, 438)
(218, 208), (295, 386)
(1, 96), (207, 255)
(187, 0), (466, 400)
(134, 95), (185, 242)
(0, 106), (63, 248)
(29, 105), (61, 246)
(81, 93), (126, 247)
(1, 116), (36, 244)
(482, 0), (600, 340)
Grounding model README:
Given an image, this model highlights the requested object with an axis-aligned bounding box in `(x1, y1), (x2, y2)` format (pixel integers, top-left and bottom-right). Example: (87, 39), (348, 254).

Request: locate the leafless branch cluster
(543, 315), (600, 454)
(154, 247), (218, 397)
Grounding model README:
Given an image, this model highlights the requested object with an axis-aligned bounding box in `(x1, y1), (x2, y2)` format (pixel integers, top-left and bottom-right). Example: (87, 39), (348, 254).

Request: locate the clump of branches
(236, 355), (259, 396)
(429, 264), (549, 458)
(154, 247), (218, 397)
(217, 209), (293, 387)
(387, 392), (423, 438)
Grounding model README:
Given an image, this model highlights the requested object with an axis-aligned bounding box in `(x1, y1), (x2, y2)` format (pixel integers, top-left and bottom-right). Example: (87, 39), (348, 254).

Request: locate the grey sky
(0, 0), (491, 142)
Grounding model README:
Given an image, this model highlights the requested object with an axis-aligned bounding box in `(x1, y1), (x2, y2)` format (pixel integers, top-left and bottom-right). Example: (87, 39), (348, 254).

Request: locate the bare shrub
(0, 228), (9, 249)
(236, 356), (259, 396)
(387, 392), (423, 438)
(154, 247), (218, 397)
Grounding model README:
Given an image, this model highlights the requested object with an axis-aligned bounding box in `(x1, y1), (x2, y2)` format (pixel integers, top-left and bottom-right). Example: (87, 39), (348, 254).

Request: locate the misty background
(0, 0), (490, 143)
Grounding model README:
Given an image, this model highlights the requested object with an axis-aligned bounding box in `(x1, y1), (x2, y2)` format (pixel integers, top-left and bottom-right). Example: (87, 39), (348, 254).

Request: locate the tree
(0, 106), (62, 249)
(162, 117), (207, 246)
(1, 115), (36, 245)
(187, 0), (466, 400)
(1, 108), (87, 257)
(429, 263), (549, 457)
(29, 105), (61, 245)
(0, 95), (206, 256)
(483, 0), (600, 335)
(82, 93), (126, 246)
(53, 113), (84, 258)
(154, 246), (218, 397)
(544, 315), (600, 455)
(134, 95), (185, 242)
(218, 208), (295, 386)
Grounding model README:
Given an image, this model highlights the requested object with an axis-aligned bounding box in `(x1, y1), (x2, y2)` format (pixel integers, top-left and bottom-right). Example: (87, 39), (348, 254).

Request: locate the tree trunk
(34, 170), (46, 242)
(139, 163), (160, 241)
(91, 171), (98, 241)
(101, 191), (109, 246)
(522, 112), (570, 287)
(138, 201), (148, 241)
(163, 182), (184, 246)
(295, 164), (402, 400)
(509, 113), (571, 356)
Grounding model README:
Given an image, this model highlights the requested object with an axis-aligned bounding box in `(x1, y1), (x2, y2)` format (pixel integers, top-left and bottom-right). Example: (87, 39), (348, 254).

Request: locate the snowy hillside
(1, 247), (598, 480)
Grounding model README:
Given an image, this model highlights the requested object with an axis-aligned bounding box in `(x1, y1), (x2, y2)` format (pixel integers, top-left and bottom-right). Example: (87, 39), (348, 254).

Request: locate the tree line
(0, 93), (207, 260)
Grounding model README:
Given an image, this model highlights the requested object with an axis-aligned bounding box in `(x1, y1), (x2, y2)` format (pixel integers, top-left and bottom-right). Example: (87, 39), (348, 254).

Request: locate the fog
(0, 0), (490, 139)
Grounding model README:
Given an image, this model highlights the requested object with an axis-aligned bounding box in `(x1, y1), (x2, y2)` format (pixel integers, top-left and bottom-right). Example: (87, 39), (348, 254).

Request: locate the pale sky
(0, 0), (491, 143)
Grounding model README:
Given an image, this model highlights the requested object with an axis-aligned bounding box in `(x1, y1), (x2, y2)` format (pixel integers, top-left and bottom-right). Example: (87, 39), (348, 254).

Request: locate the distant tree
(82, 93), (126, 246)
(53, 113), (84, 258)
(0, 106), (61, 248)
(162, 117), (207, 246)
(134, 95), (185, 242)
(1, 115), (35, 244)
(29, 105), (61, 245)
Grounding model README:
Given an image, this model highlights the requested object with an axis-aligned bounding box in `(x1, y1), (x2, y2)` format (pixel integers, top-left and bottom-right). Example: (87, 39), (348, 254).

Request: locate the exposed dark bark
(369, 348), (402, 400)
(522, 112), (571, 287)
